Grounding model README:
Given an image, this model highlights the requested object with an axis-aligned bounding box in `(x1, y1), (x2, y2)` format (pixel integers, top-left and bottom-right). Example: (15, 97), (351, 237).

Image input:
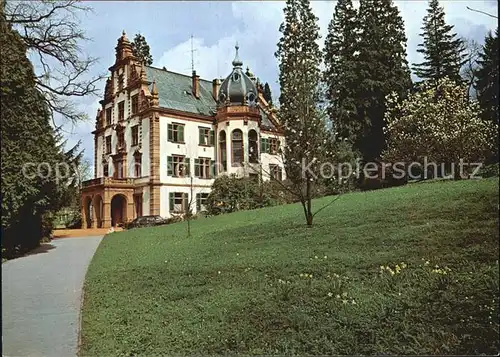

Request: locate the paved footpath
(2, 236), (103, 357)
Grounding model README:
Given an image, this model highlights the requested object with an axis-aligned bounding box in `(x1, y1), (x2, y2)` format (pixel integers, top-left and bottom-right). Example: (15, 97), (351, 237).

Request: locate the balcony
(82, 177), (135, 188)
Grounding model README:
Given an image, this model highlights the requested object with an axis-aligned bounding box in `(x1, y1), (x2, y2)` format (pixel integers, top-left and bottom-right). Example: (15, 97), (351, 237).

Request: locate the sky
(60, 0), (498, 168)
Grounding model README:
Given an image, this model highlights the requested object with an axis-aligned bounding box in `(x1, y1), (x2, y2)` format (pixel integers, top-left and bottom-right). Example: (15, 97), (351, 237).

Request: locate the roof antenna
(190, 34), (198, 73)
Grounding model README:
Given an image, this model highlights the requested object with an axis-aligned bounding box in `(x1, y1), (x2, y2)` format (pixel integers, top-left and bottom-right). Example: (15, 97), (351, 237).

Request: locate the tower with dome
(80, 32), (285, 228)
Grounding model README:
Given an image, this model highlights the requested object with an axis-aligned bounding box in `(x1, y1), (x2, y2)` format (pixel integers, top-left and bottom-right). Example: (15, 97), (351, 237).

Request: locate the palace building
(81, 31), (285, 228)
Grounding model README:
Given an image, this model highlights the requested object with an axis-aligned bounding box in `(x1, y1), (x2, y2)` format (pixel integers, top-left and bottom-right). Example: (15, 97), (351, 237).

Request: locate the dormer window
(247, 92), (256, 104)
(233, 73), (240, 82)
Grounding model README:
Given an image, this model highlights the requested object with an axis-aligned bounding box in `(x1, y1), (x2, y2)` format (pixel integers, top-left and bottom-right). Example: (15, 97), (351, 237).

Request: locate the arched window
(248, 130), (258, 163)
(232, 129), (244, 165)
(219, 130), (227, 171)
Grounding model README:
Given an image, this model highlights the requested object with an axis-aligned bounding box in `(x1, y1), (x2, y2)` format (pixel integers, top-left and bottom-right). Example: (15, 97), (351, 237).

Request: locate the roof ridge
(145, 65), (213, 84)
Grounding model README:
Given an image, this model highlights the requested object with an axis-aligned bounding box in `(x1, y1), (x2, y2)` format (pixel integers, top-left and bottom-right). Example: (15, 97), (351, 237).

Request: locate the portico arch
(93, 194), (103, 228)
(110, 194), (127, 227)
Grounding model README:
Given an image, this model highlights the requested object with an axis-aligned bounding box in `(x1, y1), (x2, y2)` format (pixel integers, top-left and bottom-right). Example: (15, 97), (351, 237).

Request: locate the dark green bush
(206, 175), (260, 215)
(206, 175), (298, 216)
(478, 163), (499, 178)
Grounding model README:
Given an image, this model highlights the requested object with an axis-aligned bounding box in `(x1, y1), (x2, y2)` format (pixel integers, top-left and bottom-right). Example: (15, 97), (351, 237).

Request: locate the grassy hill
(80, 179), (499, 356)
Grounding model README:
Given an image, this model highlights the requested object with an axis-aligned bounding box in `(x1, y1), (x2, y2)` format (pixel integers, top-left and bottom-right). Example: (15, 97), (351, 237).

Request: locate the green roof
(145, 66), (216, 117)
(259, 107), (276, 130)
(144, 66), (277, 130)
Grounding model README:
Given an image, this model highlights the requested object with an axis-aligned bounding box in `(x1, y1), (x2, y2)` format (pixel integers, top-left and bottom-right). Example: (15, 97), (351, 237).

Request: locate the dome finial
(232, 42), (243, 68)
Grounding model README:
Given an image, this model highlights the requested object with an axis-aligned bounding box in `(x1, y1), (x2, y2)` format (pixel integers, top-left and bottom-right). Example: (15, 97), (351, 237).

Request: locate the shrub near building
(206, 175), (296, 216)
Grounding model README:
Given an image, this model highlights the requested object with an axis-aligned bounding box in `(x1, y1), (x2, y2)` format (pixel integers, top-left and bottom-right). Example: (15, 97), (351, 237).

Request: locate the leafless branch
(4, 0), (105, 123)
(466, 6), (498, 19)
(312, 194), (341, 218)
(461, 37), (481, 100)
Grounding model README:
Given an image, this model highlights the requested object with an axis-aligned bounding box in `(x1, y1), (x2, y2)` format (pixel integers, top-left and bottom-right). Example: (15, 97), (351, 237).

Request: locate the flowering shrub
(383, 78), (498, 178)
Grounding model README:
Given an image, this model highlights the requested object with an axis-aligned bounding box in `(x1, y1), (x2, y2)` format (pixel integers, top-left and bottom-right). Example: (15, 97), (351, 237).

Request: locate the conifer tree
(413, 0), (466, 84)
(263, 82), (273, 105)
(324, 0), (358, 142)
(474, 29), (499, 125)
(131, 33), (153, 66)
(1, 14), (72, 256)
(353, 0), (412, 161)
(276, 0), (328, 226)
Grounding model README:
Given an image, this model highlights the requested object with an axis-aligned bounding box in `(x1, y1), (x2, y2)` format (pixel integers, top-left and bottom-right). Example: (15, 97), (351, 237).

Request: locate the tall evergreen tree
(1, 14), (70, 256)
(324, 0), (358, 142)
(263, 82), (273, 105)
(413, 0), (466, 84)
(131, 33), (153, 66)
(353, 0), (412, 161)
(276, 0), (328, 226)
(474, 28), (499, 125)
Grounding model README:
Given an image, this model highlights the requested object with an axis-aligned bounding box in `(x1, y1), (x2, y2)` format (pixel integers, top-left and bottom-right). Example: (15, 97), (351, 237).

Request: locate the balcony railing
(82, 177), (135, 188)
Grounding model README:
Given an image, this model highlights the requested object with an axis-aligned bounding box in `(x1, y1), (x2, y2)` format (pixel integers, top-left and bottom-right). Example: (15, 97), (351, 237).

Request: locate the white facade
(86, 32), (285, 221)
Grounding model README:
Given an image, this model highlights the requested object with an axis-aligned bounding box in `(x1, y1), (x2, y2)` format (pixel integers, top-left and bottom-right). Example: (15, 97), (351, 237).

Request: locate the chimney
(212, 78), (220, 100)
(192, 70), (200, 99)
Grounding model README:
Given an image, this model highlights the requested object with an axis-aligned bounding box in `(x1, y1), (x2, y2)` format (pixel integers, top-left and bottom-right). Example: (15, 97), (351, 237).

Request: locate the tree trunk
(306, 207), (313, 227)
(305, 176), (313, 227)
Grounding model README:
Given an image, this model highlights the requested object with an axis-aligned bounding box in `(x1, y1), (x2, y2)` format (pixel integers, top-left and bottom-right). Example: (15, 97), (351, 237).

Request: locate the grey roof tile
(145, 66), (216, 117)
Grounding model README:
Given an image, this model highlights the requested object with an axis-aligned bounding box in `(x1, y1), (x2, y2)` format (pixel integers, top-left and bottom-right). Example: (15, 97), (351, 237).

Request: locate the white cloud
(68, 0), (498, 166)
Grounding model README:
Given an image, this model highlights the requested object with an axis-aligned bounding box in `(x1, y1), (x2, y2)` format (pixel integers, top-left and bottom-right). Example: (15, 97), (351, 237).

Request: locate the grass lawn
(80, 178), (499, 355)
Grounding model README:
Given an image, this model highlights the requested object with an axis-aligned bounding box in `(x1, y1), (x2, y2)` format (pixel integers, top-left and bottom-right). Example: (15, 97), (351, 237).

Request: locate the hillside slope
(81, 179), (499, 355)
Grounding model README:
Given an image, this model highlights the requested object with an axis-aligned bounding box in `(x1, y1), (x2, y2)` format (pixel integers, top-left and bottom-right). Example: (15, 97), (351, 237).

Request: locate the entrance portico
(81, 178), (136, 228)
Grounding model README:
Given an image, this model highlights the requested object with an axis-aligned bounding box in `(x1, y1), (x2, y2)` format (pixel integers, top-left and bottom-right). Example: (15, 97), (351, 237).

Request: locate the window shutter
(196, 193), (201, 211)
(194, 159), (200, 177)
(278, 167), (283, 181)
(169, 192), (174, 211)
(178, 125), (184, 142)
(261, 138), (269, 154)
(198, 128), (204, 145)
(185, 157), (190, 176)
(209, 130), (215, 146)
(167, 124), (173, 141)
(183, 193), (189, 212)
(167, 156), (173, 176)
(210, 160), (215, 178)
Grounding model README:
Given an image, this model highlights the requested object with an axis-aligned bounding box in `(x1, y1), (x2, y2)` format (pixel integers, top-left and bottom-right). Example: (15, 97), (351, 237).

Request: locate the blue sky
(61, 0), (498, 167)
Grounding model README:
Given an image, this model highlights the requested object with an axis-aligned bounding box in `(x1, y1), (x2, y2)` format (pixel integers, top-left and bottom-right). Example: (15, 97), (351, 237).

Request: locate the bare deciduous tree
(3, 0), (105, 124)
(461, 37), (481, 100)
